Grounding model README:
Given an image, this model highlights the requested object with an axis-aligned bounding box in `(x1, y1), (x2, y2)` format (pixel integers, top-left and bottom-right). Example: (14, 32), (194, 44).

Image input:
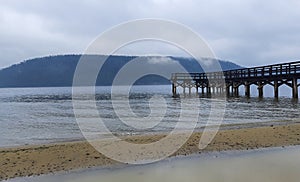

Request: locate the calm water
(0, 85), (299, 147)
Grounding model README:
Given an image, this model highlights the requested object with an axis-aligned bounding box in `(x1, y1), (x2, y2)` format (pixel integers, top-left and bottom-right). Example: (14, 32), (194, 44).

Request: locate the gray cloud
(1, 0), (300, 68)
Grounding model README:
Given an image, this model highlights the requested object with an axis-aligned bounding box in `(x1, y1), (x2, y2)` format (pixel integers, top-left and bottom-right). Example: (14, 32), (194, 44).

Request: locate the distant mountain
(0, 55), (242, 88)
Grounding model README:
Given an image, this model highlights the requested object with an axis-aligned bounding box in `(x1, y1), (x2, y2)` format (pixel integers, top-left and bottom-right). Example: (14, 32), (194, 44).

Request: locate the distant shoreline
(1, 123), (300, 181)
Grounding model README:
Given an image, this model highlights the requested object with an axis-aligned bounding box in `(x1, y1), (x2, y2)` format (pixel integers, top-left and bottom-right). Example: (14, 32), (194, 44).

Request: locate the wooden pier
(171, 61), (300, 98)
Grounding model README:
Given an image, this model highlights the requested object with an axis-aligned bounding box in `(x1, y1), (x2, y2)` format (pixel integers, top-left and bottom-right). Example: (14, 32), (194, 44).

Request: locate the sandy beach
(9, 146), (300, 182)
(1, 123), (300, 181)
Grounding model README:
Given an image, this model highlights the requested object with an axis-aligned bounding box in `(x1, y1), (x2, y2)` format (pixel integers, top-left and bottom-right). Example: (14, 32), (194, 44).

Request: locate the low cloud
(147, 57), (176, 65)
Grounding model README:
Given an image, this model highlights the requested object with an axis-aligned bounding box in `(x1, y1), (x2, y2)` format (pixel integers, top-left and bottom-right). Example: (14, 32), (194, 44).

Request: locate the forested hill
(0, 55), (242, 88)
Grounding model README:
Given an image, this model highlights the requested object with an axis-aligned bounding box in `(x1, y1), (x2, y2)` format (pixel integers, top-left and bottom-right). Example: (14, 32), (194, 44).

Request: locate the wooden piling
(226, 86), (230, 96)
(258, 82), (264, 98)
(292, 78), (298, 99)
(245, 83), (250, 97)
(274, 80), (279, 98)
(234, 87), (239, 97)
(172, 83), (176, 97)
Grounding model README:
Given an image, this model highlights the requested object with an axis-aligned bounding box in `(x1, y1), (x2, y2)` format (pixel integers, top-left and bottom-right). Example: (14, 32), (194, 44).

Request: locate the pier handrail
(171, 60), (300, 81)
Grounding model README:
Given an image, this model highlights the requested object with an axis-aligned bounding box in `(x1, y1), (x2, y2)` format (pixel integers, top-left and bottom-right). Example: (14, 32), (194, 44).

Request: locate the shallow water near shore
(0, 85), (300, 148)
(7, 146), (300, 182)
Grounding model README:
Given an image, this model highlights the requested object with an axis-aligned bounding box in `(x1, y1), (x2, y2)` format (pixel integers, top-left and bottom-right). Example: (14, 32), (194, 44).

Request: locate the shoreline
(0, 119), (298, 150)
(1, 123), (300, 180)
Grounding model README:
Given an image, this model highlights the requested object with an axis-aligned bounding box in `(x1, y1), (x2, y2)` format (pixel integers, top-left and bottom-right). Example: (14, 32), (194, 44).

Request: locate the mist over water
(0, 85), (299, 147)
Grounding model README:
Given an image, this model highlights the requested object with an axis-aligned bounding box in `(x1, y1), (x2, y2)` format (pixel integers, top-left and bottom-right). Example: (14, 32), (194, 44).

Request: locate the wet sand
(9, 146), (300, 182)
(1, 123), (300, 181)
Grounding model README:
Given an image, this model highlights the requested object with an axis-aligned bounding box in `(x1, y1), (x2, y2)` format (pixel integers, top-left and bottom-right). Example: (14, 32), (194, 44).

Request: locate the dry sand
(1, 123), (300, 181)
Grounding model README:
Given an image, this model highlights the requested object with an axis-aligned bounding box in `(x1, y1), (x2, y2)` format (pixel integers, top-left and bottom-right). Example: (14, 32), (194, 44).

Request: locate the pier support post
(234, 85), (239, 97)
(258, 82), (264, 98)
(207, 86), (211, 95)
(245, 83), (250, 98)
(274, 80), (279, 98)
(226, 85), (230, 96)
(201, 86), (205, 95)
(172, 83), (177, 96)
(188, 86), (191, 96)
(292, 78), (298, 99)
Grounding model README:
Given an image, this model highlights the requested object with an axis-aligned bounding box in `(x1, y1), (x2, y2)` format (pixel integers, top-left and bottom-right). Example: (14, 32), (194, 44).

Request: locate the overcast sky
(1, 0), (300, 68)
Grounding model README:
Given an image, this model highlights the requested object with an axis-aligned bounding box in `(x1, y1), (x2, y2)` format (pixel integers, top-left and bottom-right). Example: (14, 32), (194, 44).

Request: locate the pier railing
(171, 61), (300, 81)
